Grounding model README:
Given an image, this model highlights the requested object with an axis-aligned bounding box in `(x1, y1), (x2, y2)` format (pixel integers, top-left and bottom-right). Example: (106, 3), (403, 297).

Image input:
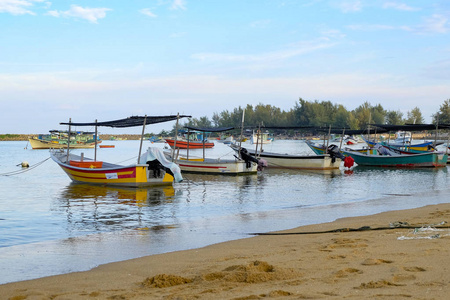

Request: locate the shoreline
(1, 203), (449, 299)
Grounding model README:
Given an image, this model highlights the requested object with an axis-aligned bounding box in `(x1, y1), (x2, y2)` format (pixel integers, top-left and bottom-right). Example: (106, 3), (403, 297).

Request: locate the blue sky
(1, 0), (450, 134)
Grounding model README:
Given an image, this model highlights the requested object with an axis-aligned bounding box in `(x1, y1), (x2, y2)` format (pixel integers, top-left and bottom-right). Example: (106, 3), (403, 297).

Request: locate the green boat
(341, 149), (448, 168)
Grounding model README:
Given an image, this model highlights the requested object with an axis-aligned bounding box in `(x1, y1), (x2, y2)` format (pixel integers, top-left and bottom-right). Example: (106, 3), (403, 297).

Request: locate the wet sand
(1, 203), (449, 299)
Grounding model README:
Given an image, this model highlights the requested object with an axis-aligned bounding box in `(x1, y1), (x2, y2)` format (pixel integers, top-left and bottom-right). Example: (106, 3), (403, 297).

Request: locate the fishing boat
(29, 130), (99, 149)
(364, 124), (445, 151)
(250, 130), (272, 144)
(165, 139), (215, 149)
(230, 143), (352, 170)
(342, 147), (448, 168)
(51, 115), (190, 187)
(305, 140), (375, 155)
(165, 128), (215, 149)
(166, 126), (265, 175)
(393, 131), (412, 143)
(363, 137), (435, 152)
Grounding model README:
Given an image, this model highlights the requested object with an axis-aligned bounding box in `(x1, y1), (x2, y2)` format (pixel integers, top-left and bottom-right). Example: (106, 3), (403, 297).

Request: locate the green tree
(352, 102), (386, 128)
(405, 107), (424, 124)
(333, 104), (351, 128)
(385, 110), (404, 125)
(405, 106), (425, 124)
(433, 99), (450, 124)
(352, 102), (372, 129)
(293, 98), (337, 127)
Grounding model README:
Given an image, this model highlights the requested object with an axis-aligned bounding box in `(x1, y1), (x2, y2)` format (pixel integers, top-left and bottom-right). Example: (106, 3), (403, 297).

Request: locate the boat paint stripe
(179, 164), (226, 169)
(61, 166), (136, 179)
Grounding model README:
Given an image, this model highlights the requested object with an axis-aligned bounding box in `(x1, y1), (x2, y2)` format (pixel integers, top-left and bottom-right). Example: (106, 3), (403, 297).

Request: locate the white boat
(231, 144), (350, 170)
(167, 126), (265, 175)
(251, 130), (272, 144)
(393, 131), (412, 144)
(165, 152), (261, 174)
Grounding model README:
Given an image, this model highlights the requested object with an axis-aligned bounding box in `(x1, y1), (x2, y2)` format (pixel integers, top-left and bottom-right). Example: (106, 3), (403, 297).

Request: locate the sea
(0, 139), (449, 284)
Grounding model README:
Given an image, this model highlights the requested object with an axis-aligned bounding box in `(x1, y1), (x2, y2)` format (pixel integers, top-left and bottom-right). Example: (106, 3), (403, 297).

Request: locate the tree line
(156, 98), (450, 136)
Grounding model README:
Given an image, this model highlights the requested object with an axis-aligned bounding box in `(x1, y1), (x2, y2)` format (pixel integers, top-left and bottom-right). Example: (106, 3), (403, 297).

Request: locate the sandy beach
(1, 203), (449, 299)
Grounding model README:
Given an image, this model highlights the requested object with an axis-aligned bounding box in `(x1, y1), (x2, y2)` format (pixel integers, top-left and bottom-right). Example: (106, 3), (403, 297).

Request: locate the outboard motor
(238, 147), (266, 170)
(146, 159), (174, 178)
(326, 144), (345, 163)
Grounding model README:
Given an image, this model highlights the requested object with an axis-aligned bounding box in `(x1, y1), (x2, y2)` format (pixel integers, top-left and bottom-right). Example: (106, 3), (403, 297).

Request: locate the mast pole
(339, 128), (345, 151)
(172, 113), (179, 161)
(94, 119), (98, 161)
(202, 130), (205, 160)
(66, 118), (71, 163)
(239, 109), (245, 149)
(137, 115), (147, 164)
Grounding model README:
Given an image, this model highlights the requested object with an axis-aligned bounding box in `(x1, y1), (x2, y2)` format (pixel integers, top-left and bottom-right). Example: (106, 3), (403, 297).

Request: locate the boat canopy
(60, 115), (191, 128)
(327, 128), (388, 135)
(370, 124), (450, 131)
(184, 126), (234, 132)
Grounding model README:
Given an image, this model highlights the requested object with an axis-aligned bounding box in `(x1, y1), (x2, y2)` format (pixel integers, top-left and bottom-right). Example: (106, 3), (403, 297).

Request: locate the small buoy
(21, 161), (30, 168)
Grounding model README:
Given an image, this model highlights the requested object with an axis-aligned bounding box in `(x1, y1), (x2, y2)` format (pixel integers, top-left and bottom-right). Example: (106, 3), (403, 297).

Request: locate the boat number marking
(106, 173), (118, 179)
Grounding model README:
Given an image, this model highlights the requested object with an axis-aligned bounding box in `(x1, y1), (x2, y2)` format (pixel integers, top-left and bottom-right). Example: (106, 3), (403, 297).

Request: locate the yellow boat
(51, 115), (190, 187)
(29, 130), (99, 149)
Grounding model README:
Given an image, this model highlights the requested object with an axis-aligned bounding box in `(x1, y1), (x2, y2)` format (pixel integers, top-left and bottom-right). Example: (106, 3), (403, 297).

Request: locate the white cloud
(48, 5), (112, 23)
(0, 0), (43, 15)
(170, 0), (186, 10)
(250, 19), (271, 28)
(191, 39), (336, 63)
(417, 14), (449, 34)
(347, 24), (412, 31)
(140, 8), (157, 18)
(332, 0), (362, 13)
(382, 2), (420, 12)
(169, 32), (186, 38)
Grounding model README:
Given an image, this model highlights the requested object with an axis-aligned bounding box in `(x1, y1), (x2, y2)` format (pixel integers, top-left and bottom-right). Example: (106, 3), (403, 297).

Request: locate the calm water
(0, 139), (449, 284)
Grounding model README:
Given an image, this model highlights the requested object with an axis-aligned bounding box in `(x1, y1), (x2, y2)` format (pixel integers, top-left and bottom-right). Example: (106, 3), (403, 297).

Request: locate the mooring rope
(0, 157), (51, 176)
(250, 221), (449, 235)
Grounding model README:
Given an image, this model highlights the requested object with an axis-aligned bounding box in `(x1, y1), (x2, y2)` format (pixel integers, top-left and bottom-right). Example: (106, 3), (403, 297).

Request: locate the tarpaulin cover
(370, 124), (450, 131)
(60, 115), (191, 128)
(184, 126), (234, 132)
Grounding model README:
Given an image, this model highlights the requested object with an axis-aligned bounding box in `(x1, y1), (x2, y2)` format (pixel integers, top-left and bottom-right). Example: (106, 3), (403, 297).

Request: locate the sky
(1, 0), (450, 134)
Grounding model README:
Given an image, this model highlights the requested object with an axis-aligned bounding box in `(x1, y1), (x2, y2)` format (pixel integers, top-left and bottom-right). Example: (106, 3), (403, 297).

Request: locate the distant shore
(0, 134), (144, 141)
(1, 133), (447, 142)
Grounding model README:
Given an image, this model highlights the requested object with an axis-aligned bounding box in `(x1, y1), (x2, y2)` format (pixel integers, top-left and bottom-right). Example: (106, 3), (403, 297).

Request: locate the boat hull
(177, 159), (257, 174)
(165, 139), (214, 149)
(342, 151), (448, 168)
(241, 146), (341, 169)
(165, 152), (258, 175)
(256, 153), (341, 169)
(51, 151), (175, 187)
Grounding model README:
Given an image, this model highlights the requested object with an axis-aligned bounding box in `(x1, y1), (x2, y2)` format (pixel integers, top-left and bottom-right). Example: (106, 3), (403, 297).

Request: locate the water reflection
(54, 184), (180, 236)
(182, 173), (260, 203)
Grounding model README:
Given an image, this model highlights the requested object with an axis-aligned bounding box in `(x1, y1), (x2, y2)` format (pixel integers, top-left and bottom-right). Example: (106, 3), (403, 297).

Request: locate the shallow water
(0, 139), (449, 284)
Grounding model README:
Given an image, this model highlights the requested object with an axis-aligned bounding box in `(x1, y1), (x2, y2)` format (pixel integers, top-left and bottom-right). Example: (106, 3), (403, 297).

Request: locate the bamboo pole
(172, 113), (179, 161)
(339, 128), (345, 151)
(137, 115), (147, 164)
(66, 118), (71, 163)
(94, 119), (98, 161)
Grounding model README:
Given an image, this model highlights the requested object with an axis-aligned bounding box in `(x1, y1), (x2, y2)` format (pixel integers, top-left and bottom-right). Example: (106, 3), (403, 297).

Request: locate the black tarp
(184, 126), (234, 132)
(370, 124), (450, 131)
(60, 115), (191, 128)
